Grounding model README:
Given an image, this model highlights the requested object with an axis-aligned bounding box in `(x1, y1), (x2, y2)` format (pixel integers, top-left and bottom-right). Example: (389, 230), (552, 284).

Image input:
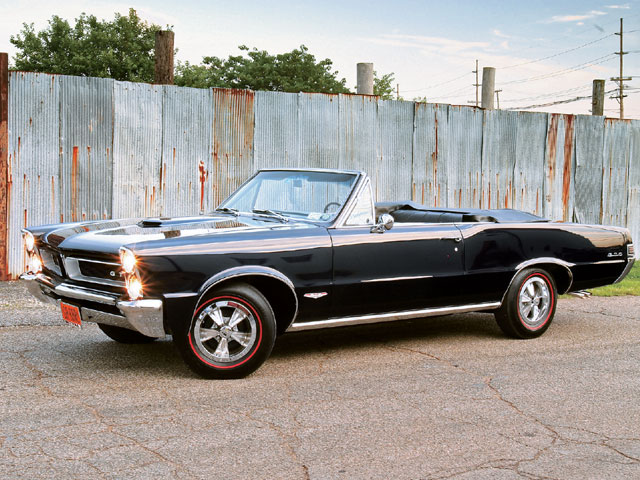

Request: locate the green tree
(176, 45), (350, 94)
(373, 71), (396, 100)
(10, 9), (163, 82)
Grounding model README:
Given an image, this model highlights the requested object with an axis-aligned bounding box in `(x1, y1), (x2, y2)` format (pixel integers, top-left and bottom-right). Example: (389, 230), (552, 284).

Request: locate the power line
(499, 53), (617, 85)
(499, 34), (615, 70)
(400, 71), (470, 94)
(506, 89), (617, 110)
(500, 83), (592, 103)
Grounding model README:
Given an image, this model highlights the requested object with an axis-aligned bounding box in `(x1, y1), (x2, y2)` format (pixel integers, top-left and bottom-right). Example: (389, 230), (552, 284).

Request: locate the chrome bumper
(614, 256), (636, 284)
(20, 273), (165, 338)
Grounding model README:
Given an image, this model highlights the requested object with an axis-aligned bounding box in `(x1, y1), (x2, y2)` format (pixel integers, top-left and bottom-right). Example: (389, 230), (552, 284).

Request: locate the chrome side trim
(197, 266), (299, 327)
(333, 173), (372, 228)
(516, 257), (575, 270)
(361, 274), (433, 283)
(503, 257), (575, 302)
(614, 257), (635, 284)
(286, 302), (500, 332)
(54, 284), (118, 305)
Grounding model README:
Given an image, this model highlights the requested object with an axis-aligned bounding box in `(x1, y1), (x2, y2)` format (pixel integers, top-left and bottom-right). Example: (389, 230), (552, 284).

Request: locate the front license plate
(60, 302), (82, 326)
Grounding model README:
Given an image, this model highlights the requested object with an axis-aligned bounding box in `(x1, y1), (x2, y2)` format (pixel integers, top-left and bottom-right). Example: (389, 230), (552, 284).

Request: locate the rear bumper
(614, 256), (635, 284)
(20, 273), (165, 338)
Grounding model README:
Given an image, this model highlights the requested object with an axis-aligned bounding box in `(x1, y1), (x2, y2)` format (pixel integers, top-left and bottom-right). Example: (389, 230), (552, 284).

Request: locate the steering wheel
(323, 202), (341, 213)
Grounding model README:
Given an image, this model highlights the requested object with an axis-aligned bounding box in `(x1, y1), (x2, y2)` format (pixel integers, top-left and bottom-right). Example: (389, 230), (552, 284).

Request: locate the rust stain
(71, 146), (79, 222)
(545, 114), (559, 203)
(198, 160), (208, 212)
(561, 115), (575, 220)
(432, 110), (438, 185)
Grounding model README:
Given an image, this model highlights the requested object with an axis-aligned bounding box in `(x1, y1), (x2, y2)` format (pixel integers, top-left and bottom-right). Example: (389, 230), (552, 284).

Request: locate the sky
(1, 0), (640, 118)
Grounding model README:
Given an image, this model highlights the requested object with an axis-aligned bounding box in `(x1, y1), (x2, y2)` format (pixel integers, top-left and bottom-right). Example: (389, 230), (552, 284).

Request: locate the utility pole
(611, 18), (629, 119)
(357, 63), (374, 95)
(481, 67), (495, 109)
(592, 79), (605, 115)
(495, 89), (502, 109)
(154, 31), (175, 84)
(396, 84), (400, 100)
(473, 60), (480, 107)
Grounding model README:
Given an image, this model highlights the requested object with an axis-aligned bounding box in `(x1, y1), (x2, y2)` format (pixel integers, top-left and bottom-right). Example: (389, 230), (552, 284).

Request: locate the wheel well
(533, 263), (572, 294)
(210, 275), (297, 335)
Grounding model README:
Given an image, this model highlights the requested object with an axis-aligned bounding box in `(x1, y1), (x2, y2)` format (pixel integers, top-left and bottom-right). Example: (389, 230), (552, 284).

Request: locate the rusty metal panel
(411, 103), (438, 205)
(514, 111), (548, 216)
(574, 115), (605, 224)
(160, 86), (213, 216)
(602, 119), (630, 227)
(338, 94), (379, 176)
(375, 99), (414, 201)
(254, 91), (298, 170)
(211, 88), (255, 207)
(628, 123), (640, 256)
(439, 105), (483, 208)
(297, 92), (340, 170)
(111, 81), (163, 218)
(59, 76), (113, 222)
(481, 109), (518, 209)
(543, 114), (576, 221)
(0, 53), (8, 280)
(7, 72), (60, 278)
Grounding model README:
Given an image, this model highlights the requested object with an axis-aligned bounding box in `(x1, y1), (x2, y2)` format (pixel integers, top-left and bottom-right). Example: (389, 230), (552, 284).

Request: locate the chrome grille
(629, 243), (635, 258)
(63, 257), (124, 287)
(39, 247), (63, 276)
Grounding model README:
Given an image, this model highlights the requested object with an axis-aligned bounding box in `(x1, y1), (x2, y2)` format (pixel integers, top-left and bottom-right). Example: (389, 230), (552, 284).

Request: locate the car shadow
(59, 312), (504, 378)
(271, 311), (504, 361)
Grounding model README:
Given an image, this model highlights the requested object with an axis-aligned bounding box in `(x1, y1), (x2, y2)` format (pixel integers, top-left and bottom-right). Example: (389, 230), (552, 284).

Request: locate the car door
(329, 181), (466, 317)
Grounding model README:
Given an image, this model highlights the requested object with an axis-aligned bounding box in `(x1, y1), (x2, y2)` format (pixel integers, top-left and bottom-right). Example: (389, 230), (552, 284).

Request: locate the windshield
(217, 170), (359, 221)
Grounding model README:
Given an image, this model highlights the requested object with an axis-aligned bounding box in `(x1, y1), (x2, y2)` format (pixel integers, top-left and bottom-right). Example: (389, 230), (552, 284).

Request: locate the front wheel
(495, 268), (557, 339)
(173, 283), (276, 379)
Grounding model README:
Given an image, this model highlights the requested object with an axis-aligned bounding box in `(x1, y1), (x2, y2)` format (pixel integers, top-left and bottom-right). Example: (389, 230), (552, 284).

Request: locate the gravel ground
(0, 281), (639, 479)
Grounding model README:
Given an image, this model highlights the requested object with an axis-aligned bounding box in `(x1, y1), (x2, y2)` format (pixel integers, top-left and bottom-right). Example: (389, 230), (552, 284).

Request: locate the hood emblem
(304, 292), (328, 300)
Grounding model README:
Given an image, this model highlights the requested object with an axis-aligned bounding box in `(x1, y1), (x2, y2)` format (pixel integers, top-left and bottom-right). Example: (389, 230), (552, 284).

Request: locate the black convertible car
(21, 168), (635, 378)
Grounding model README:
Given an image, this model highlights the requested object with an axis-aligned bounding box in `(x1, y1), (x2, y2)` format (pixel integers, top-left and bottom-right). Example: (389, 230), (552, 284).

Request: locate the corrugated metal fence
(4, 72), (640, 277)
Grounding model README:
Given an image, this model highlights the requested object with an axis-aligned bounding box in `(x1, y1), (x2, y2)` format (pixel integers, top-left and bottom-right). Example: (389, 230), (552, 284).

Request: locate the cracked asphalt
(0, 281), (639, 479)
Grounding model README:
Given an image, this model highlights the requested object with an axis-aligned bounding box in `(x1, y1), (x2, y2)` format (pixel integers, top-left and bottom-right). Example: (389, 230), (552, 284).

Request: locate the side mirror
(371, 213), (394, 234)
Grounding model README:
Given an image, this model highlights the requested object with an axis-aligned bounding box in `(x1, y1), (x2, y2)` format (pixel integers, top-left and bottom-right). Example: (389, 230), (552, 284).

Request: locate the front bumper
(20, 273), (165, 338)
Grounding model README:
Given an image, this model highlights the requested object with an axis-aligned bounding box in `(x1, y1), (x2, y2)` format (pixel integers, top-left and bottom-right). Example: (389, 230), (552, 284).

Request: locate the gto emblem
(607, 252), (623, 258)
(304, 292), (328, 299)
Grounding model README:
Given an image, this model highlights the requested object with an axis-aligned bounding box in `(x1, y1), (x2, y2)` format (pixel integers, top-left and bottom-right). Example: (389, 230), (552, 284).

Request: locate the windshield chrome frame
(215, 168), (365, 226)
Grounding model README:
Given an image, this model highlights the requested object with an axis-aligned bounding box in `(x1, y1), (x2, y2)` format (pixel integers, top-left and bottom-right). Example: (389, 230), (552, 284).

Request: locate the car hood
(39, 214), (316, 255)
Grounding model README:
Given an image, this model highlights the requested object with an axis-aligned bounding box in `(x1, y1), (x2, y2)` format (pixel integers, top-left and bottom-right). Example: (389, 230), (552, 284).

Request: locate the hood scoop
(137, 216), (214, 228)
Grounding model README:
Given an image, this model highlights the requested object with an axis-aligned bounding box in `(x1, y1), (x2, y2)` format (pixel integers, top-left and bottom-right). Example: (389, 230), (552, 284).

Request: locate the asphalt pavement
(0, 281), (639, 479)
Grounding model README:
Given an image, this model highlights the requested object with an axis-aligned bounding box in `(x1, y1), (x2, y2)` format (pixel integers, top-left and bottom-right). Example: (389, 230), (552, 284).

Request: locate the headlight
(28, 254), (42, 274)
(120, 248), (136, 273)
(23, 231), (35, 252)
(126, 277), (143, 300)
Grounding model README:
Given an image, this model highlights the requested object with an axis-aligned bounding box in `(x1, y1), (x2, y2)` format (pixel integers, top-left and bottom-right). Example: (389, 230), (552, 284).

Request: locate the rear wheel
(495, 268), (557, 339)
(173, 283), (276, 379)
(97, 323), (158, 344)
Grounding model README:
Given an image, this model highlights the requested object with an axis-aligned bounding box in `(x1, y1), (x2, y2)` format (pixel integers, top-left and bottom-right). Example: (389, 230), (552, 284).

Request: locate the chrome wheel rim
(193, 300), (257, 363)
(518, 276), (551, 328)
